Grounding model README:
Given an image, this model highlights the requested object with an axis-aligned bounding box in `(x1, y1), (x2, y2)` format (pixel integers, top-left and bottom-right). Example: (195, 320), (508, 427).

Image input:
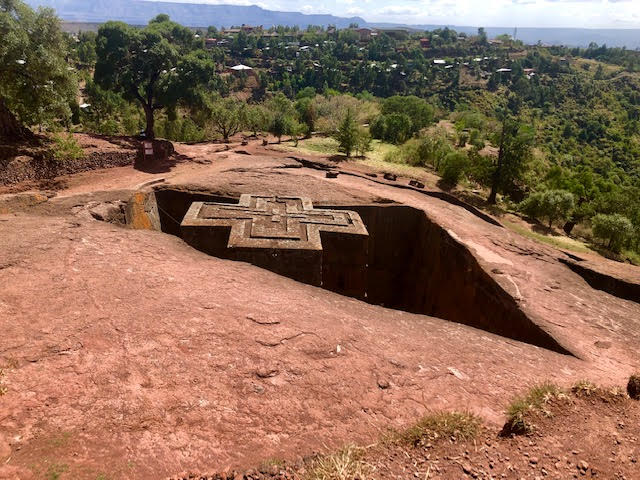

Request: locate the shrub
(439, 151), (469, 186)
(51, 133), (84, 162)
(592, 213), (635, 253)
(467, 150), (494, 186)
(453, 110), (487, 131)
(628, 374), (640, 400)
(469, 128), (485, 149)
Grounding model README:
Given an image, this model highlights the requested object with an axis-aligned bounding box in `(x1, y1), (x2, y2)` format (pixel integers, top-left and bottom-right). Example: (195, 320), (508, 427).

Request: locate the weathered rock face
(130, 188), (570, 354)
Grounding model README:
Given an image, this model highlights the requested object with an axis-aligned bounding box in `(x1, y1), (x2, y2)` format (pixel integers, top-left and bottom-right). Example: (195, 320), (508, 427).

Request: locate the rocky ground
(169, 385), (640, 480)
(1, 134), (639, 479)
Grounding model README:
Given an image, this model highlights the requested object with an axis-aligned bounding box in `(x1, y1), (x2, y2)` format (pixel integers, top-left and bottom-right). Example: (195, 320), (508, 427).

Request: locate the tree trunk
(143, 104), (155, 140)
(563, 220), (576, 236)
(487, 180), (499, 204)
(0, 97), (33, 142)
(488, 123), (506, 205)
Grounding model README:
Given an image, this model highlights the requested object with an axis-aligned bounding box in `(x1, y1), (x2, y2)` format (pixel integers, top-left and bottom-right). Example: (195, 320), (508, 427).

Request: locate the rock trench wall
(560, 259), (640, 304)
(130, 188), (571, 355)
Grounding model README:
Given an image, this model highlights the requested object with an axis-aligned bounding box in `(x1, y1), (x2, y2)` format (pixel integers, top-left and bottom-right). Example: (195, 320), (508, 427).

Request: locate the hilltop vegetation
(1, 0), (639, 261)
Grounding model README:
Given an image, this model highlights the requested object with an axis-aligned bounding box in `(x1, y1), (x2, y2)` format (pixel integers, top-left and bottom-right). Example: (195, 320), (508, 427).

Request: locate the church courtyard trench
(127, 186), (572, 355)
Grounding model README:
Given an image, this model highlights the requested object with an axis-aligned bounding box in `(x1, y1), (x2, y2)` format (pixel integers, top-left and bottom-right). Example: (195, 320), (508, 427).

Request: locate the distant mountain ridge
(26, 0), (366, 29)
(26, 0), (640, 48)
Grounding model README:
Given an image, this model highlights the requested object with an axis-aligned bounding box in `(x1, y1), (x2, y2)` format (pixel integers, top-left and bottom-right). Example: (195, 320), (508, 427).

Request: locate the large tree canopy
(94, 16), (214, 139)
(0, 0), (76, 140)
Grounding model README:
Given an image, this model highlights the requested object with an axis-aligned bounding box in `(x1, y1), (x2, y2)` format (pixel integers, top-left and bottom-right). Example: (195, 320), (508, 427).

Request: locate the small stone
(461, 463), (473, 475)
(578, 460), (589, 471)
(377, 378), (390, 389)
(530, 457), (539, 464)
(255, 367), (278, 378)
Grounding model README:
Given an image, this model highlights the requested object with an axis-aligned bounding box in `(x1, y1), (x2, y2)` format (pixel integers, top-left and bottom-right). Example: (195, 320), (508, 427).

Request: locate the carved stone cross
(180, 194), (368, 289)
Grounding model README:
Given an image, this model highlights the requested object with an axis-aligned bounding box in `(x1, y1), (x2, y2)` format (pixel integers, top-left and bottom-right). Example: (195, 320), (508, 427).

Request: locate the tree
(244, 104), (271, 136)
(204, 96), (245, 141)
(287, 119), (305, 146)
(75, 31), (97, 67)
(266, 93), (294, 143)
(295, 97), (317, 138)
(369, 115), (387, 140)
(382, 113), (413, 144)
(355, 130), (373, 157)
(270, 115), (288, 143)
(381, 95), (434, 135)
(488, 118), (534, 204)
(477, 27), (488, 45)
(592, 214), (634, 252)
(519, 190), (575, 229)
(94, 17), (214, 139)
(0, 0), (76, 141)
(334, 109), (359, 157)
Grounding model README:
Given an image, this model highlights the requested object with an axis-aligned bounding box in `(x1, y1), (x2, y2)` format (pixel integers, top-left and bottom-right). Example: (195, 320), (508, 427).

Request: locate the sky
(144, 0), (640, 28)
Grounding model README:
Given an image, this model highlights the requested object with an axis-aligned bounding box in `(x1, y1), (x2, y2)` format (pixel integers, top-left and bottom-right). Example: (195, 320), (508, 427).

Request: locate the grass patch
(275, 137), (434, 181)
(277, 136), (340, 156)
(572, 380), (629, 402)
(622, 249), (640, 266)
(502, 219), (593, 255)
(45, 463), (69, 480)
(258, 457), (285, 472)
(48, 431), (72, 449)
(572, 380), (599, 397)
(304, 445), (372, 480)
(504, 382), (565, 435)
(394, 411), (482, 447)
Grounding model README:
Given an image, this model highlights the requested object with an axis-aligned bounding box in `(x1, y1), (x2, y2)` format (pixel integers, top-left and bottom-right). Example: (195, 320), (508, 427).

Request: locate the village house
(354, 27), (373, 42)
